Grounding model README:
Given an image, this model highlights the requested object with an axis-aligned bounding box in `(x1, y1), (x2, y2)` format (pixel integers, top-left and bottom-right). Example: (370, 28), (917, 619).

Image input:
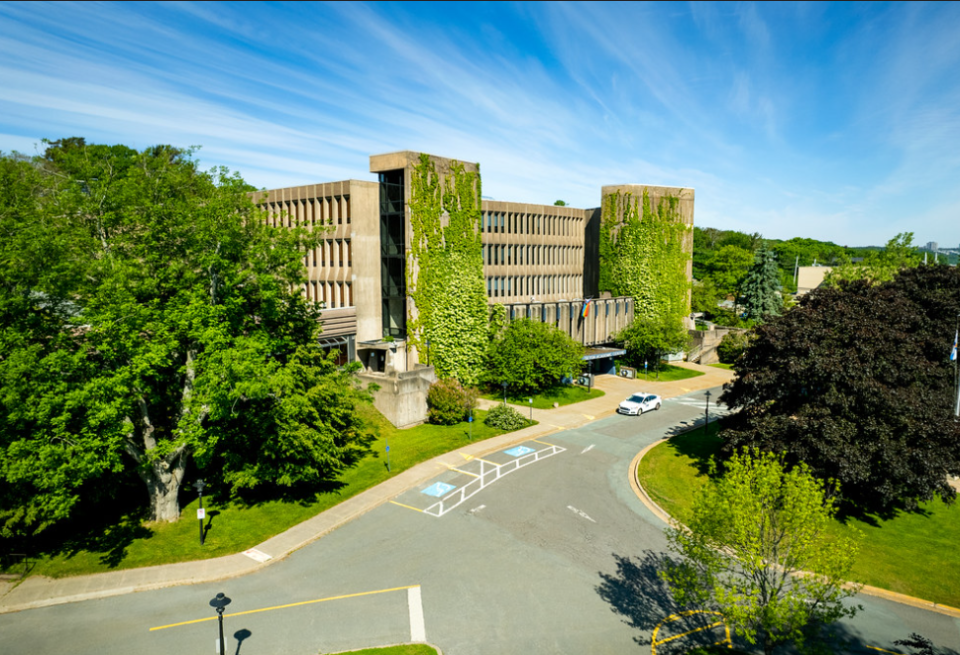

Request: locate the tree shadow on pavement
(596, 550), (722, 652)
(598, 552), (960, 655)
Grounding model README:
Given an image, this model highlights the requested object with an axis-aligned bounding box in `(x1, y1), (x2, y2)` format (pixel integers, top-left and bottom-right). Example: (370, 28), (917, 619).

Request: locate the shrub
(426, 378), (478, 425)
(483, 404), (530, 431)
(485, 318), (585, 395)
(717, 330), (751, 364)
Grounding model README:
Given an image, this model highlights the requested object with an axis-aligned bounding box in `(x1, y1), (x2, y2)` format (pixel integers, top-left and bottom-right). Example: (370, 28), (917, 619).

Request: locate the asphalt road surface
(2, 388), (958, 655)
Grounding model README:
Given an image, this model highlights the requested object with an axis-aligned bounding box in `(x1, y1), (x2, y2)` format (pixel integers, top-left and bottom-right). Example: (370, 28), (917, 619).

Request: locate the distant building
(926, 241), (939, 252)
(796, 265), (832, 296)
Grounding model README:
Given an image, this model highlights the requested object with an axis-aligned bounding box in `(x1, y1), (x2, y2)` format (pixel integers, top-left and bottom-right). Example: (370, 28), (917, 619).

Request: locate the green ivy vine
(599, 189), (691, 324)
(408, 154), (488, 386)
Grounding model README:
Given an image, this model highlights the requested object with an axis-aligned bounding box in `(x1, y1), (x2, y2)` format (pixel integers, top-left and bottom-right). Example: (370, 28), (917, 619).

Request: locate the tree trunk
(125, 397), (190, 523)
(138, 452), (187, 522)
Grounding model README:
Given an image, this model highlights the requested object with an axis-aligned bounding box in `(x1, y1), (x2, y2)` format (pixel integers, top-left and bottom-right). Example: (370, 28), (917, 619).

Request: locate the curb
(629, 433), (960, 620)
(0, 417), (573, 615)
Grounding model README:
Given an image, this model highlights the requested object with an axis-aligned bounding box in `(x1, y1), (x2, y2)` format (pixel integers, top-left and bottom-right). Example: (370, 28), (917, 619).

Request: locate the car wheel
(655, 403), (661, 411)
(636, 408), (643, 416)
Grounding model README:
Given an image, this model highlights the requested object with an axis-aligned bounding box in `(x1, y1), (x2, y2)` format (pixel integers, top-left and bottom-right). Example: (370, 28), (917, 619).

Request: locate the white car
(618, 392), (662, 416)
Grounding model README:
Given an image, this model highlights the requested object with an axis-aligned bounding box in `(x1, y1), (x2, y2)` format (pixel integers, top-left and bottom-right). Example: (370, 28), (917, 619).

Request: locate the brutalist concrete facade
(253, 151), (694, 427)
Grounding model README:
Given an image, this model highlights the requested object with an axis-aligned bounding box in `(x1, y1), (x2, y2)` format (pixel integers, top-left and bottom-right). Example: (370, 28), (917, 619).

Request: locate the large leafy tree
(720, 265), (960, 513)
(662, 449), (861, 655)
(485, 318), (585, 395)
(706, 244), (754, 299)
(740, 243), (782, 322)
(0, 140), (371, 533)
(616, 314), (690, 378)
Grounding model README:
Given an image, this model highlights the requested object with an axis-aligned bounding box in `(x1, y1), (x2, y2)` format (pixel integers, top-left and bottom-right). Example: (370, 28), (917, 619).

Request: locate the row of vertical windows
(266, 195), (350, 227)
(483, 244), (582, 267)
(305, 281), (352, 308)
(305, 239), (352, 268)
(486, 275), (582, 299)
(482, 211), (581, 236)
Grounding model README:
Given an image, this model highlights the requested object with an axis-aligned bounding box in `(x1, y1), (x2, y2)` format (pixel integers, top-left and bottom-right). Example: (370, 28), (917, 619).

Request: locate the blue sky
(2, 1), (959, 247)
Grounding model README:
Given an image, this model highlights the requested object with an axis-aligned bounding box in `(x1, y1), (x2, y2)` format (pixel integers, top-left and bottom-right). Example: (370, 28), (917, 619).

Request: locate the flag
(952, 329), (958, 362)
(581, 299), (591, 318)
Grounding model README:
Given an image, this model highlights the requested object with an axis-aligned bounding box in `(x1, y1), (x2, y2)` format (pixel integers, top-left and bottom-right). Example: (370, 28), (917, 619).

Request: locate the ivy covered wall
(408, 154), (488, 385)
(599, 187), (693, 324)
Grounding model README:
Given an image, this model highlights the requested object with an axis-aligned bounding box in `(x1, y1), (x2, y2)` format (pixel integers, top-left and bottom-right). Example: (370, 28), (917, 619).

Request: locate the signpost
(529, 397), (533, 420)
(386, 438), (391, 472)
(192, 479), (206, 546)
(468, 411), (473, 441)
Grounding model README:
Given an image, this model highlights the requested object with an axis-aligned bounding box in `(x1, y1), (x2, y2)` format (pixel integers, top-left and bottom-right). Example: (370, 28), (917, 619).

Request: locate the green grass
(635, 363), (706, 383)
(327, 646), (438, 655)
(482, 384), (604, 409)
(23, 405), (528, 579)
(638, 428), (960, 607)
(709, 362), (734, 371)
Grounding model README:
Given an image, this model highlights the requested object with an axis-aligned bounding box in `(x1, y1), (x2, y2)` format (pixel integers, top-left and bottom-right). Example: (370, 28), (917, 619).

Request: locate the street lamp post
(209, 592), (232, 655)
(502, 382), (508, 406)
(192, 479), (206, 546)
(704, 390), (712, 434)
(529, 397), (533, 420)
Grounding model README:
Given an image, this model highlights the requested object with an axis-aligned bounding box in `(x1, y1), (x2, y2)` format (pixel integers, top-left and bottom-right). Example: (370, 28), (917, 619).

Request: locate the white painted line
(580, 444), (595, 454)
(469, 504), (486, 514)
(242, 548), (272, 563)
(567, 505), (596, 522)
(408, 585), (426, 642)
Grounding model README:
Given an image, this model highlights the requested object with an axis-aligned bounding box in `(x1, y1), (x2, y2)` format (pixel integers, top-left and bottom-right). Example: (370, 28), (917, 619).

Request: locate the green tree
(720, 265), (960, 513)
(553, 199), (567, 206)
(706, 244), (754, 299)
(690, 277), (721, 314)
(0, 141), (371, 532)
(485, 318), (584, 395)
(616, 314), (689, 378)
(741, 243), (782, 322)
(824, 233), (921, 287)
(662, 449), (862, 655)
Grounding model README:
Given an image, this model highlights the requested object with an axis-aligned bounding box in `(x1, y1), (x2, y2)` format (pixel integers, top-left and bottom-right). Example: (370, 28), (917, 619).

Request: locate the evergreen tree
(741, 243), (782, 322)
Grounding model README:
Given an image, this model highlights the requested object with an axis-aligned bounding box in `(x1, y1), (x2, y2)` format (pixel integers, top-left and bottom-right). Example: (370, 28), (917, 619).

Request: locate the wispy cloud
(0, 1), (958, 245)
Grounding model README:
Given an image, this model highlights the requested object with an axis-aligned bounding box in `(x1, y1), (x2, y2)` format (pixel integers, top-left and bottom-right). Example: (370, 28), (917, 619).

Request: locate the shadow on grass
(657, 427), (725, 478)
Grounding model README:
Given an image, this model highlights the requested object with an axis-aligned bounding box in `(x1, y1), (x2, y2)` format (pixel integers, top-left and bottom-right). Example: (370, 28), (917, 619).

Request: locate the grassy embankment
(482, 384), (604, 408)
(637, 427), (960, 607)
(22, 405), (529, 579)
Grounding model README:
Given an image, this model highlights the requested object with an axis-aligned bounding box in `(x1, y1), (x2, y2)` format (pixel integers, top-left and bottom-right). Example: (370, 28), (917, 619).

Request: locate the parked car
(618, 392), (662, 416)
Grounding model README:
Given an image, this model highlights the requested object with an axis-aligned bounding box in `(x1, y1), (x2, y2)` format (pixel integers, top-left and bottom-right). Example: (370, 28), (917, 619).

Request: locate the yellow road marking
(460, 453), (474, 461)
(150, 585), (419, 631)
(477, 457), (499, 467)
(532, 439), (556, 447)
(655, 621), (723, 645)
(651, 610), (730, 655)
(389, 500), (425, 513)
(582, 414), (595, 420)
(868, 647), (904, 655)
(448, 466), (480, 478)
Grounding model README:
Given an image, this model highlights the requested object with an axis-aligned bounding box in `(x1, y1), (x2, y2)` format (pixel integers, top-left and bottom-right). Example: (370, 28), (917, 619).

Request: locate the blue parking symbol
(504, 445), (535, 457)
(421, 482), (456, 497)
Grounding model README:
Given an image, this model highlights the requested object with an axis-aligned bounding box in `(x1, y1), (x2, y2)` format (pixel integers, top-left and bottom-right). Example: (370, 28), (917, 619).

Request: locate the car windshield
(627, 394), (646, 403)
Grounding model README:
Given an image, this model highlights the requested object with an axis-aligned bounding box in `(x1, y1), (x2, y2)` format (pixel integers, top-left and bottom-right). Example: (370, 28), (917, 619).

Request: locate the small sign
(468, 415), (473, 423)
(197, 508), (206, 520)
(386, 445), (390, 452)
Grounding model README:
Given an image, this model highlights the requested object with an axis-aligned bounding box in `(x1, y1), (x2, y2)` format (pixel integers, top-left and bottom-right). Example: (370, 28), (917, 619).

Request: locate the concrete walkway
(0, 363), (733, 614)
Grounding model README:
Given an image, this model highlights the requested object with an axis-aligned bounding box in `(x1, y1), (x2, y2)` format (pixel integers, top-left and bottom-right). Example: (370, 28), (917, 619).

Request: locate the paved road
(2, 388), (958, 654)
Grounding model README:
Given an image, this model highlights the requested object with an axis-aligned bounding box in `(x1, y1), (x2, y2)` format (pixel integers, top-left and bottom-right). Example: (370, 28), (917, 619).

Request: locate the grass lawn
(634, 363), (706, 383)
(328, 646), (438, 655)
(637, 427), (960, 607)
(482, 384), (604, 409)
(22, 405), (528, 579)
(709, 363), (734, 371)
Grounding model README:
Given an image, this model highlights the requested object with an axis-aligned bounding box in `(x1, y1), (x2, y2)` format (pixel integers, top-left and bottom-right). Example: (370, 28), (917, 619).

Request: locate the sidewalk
(0, 363), (732, 614)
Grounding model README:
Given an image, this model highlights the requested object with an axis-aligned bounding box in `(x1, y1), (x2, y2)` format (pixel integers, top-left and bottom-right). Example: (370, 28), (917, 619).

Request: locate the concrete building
(252, 151), (694, 426)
